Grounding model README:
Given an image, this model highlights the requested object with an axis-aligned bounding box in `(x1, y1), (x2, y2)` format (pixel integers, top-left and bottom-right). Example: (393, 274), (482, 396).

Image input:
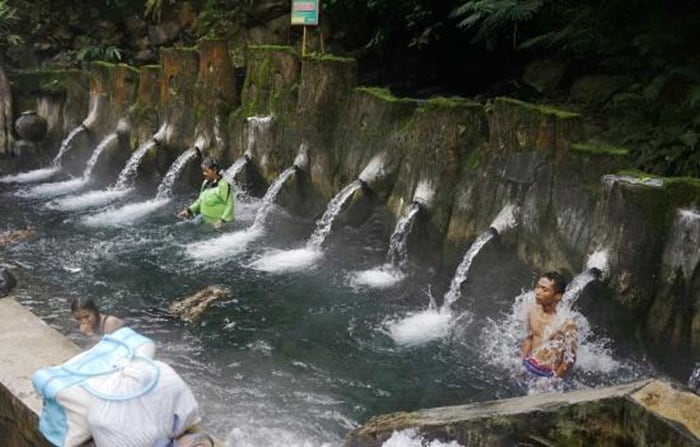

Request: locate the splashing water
(52, 124), (87, 166)
(114, 139), (158, 190)
(252, 166), (296, 230)
(249, 247), (323, 273)
(385, 306), (456, 347)
(223, 155), (249, 184)
(186, 227), (264, 263)
(349, 202), (419, 289)
(350, 266), (405, 289)
(81, 198), (170, 227)
(156, 148), (197, 199)
(386, 202), (420, 270)
(19, 134), (120, 199)
(48, 188), (132, 212)
(21, 177), (89, 198)
(382, 429), (464, 447)
(441, 230), (496, 310)
(307, 180), (362, 249)
(0, 167), (60, 184)
(479, 285), (627, 394)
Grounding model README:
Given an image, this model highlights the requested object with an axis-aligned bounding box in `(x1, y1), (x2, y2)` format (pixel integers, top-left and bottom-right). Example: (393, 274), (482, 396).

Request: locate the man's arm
(553, 320), (577, 377)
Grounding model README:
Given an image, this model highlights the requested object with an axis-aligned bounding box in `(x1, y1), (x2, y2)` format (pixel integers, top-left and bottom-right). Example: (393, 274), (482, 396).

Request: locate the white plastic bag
(32, 327), (156, 447)
(86, 360), (201, 447)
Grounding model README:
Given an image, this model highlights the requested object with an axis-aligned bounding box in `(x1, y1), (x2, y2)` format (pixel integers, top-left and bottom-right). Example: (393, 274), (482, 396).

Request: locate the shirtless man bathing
(521, 271), (577, 378)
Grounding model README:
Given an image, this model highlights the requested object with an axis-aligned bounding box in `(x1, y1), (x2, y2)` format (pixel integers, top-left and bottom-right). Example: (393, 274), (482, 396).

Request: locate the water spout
(52, 124), (88, 166)
(156, 148), (198, 199)
(116, 118), (130, 136)
(223, 155), (249, 184)
(386, 202), (421, 270)
(358, 153), (386, 188)
(245, 115), (273, 158)
(294, 143), (309, 171)
(82, 93), (109, 130)
(561, 268), (602, 307)
(412, 179), (435, 209)
(252, 166), (296, 230)
(441, 228), (497, 310)
(307, 180), (363, 249)
(114, 139), (158, 190)
(152, 122), (172, 145)
(585, 250), (610, 281)
(193, 135), (208, 154)
(490, 203), (519, 235)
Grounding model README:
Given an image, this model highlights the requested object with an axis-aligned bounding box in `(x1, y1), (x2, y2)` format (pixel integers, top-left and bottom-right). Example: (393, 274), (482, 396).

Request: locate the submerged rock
(168, 285), (228, 322)
(0, 266), (16, 297)
(0, 225), (34, 245)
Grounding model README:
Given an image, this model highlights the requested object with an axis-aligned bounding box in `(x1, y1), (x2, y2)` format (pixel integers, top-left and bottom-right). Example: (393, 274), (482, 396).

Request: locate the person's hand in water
(213, 219), (224, 229)
(177, 208), (191, 220)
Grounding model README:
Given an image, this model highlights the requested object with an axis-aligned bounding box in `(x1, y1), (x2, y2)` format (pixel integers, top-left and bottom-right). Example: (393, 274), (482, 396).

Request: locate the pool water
(0, 172), (650, 447)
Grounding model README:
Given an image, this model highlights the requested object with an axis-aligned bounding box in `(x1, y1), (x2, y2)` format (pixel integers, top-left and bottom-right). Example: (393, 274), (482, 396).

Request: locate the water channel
(0, 157), (651, 446)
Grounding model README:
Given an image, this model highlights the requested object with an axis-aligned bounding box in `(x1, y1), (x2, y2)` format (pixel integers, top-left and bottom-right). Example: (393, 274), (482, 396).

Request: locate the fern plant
(76, 45), (123, 63)
(451, 0), (545, 48)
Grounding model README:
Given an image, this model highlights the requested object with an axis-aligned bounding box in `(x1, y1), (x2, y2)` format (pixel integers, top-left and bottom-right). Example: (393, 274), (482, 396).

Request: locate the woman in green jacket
(177, 157), (234, 228)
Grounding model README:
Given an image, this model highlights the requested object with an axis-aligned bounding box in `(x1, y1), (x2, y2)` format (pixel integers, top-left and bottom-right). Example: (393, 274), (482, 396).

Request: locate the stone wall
(4, 45), (700, 380)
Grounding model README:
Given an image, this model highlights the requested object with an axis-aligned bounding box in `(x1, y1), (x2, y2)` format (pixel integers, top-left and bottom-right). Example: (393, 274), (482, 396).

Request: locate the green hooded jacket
(188, 179), (234, 224)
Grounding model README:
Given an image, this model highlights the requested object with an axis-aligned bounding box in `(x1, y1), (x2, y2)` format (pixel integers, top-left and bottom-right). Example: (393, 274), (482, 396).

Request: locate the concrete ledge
(347, 379), (700, 446)
(0, 297), (79, 447)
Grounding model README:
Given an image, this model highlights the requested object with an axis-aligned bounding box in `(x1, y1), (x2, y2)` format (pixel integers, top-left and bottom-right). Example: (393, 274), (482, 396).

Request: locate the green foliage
(145, 0), (178, 22)
(451, 0), (545, 48)
(0, 0), (22, 45)
(76, 45), (123, 63)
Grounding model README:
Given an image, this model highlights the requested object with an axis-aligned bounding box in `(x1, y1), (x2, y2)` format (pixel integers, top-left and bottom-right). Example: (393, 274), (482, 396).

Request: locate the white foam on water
(225, 425), (337, 447)
(82, 198), (170, 227)
(186, 227), (263, 262)
(382, 429), (464, 447)
(0, 167), (60, 184)
(48, 188), (131, 211)
(350, 265), (405, 289)
(20, 177), (88, 198)
(384, 307), (455, 347)
(249, 247), (323, 273)
(479, 289), (623, 384)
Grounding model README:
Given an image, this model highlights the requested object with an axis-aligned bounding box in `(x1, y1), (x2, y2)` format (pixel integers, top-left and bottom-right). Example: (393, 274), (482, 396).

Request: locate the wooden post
(302, 26), (308, 56)
(319, 30), (325, 54)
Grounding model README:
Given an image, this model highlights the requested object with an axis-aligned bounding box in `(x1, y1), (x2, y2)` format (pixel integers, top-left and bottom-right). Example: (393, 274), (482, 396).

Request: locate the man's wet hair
(201, 157), (220, 171)
(70, 296), (100, 314)
(540, 271), (567, 295)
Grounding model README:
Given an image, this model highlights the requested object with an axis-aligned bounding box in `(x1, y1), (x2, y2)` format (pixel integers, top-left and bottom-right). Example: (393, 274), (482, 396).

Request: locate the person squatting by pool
(177, 157), (234, 228)
(520, 271), (578, 378)
(70, 296), (124, 341)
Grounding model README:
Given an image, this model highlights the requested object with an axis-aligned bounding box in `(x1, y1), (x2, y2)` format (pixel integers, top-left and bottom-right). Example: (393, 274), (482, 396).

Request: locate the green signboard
(291, 0), (320, 26)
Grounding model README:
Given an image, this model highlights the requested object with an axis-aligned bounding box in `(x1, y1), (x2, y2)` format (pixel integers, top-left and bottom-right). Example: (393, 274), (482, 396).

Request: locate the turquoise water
(0, 170), (649, 446)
